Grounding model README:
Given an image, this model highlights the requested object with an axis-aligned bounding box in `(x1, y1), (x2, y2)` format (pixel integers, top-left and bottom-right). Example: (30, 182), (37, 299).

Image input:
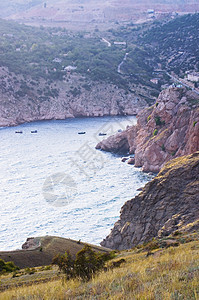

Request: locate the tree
(52, 252), (74, 279)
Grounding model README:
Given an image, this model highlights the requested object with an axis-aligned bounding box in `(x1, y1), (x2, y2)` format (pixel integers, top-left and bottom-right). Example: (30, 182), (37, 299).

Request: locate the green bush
(161, 144), (166, 152)
(52, 245), (114, 281)
(0, 259), (19, 274)
(52, 252), (74, 279)
(193, 121), (197, 127)
(153, 129), (158, 136)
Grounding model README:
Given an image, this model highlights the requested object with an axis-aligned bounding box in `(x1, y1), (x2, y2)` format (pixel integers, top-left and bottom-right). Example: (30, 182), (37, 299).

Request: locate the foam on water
(0, 116), (152, 250)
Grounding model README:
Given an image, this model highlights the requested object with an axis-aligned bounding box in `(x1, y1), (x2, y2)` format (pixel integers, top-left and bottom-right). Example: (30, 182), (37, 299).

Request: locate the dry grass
(0, 234), (198, 300)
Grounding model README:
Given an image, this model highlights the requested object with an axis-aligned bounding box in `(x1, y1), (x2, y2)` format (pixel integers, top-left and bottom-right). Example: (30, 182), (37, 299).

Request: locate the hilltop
(0, 236), (110, 269)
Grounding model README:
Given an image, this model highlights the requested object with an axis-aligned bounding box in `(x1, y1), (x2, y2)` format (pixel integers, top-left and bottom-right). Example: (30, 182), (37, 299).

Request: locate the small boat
(15, 131), (23, 134)
(118, 129), (122, 133)
(98, 133), (107, 136)
(31, 130), (38, 133)
(78, 132), (86, 135)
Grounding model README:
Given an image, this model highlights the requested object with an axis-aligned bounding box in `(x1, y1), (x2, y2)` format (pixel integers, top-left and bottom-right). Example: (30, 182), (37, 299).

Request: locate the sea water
(0, 116), (152, 250)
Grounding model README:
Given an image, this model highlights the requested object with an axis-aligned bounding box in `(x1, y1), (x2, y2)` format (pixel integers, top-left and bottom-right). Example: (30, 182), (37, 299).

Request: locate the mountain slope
(3, 0), (199, 23)
(101, 152), (199, 250)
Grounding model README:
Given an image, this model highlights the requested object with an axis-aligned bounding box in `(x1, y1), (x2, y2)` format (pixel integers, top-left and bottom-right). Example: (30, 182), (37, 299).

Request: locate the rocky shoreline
(101, 152), (199, 250)
(96, 87), (199, 172)
(0, 67), (150, 127)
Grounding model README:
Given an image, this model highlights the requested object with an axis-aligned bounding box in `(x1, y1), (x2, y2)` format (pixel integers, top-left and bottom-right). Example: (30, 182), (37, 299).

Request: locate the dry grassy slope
(0, 236), (110, 269)
(0, 232), (198, 299)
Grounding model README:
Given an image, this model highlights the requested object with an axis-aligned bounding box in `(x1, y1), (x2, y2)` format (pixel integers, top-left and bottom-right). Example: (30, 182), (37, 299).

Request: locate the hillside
(1, 14), (199, 126)
(140, 13), (199, 76)
(0, 236), (110, 269)
(3, 0), (199, 27)
(0, 231), (198, 298)
(101, 152), (199, 250)
(0, 19), (161, 126)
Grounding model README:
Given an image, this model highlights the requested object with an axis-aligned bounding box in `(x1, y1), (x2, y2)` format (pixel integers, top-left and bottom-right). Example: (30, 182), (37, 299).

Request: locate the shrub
(153, 129), (158, 136)
(0, 259), (19, 274)
(193, 121), (197, 127)
(52, 245), (114, 281)
(171, 150), (177, 156)
(25, 267), (36, 275)
(154, 115), (165, 126)
(52, 252), (74, 279)
(145, 239), (159, 252)
(147, 115), (151, 122)
(161, 144), (166, 152)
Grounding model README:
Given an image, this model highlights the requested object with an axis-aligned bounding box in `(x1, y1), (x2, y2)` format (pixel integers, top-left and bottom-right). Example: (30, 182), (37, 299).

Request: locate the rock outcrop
(0, 67), (148, 127)
(96, 87), (199, 172)
(101, 152), (199, 250)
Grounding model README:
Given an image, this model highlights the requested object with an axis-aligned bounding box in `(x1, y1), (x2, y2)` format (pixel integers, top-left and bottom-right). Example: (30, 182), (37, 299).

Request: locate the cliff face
(0, 67), (148, 127)
(96, 87), (199, 172)
(101, 152), (199, 250)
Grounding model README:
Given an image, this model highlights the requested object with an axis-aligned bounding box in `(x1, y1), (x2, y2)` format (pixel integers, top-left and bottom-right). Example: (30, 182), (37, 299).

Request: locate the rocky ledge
(101, 152), (199, 250)
(96, 87), (199, 172)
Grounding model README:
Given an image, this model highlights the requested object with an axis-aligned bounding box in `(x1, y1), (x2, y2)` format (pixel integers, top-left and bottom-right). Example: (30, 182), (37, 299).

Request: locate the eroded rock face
(101, 152), (199, 250)
(22, 237), (41, 250)
(96, 87), (199, 172)
(0, 67), (148, 127)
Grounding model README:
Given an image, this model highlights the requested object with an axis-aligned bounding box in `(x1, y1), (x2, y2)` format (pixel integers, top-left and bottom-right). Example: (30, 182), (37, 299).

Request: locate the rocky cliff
(101, 152), (199, 250)
(0, 67), (148, 127)
(96, 87), (199, 172)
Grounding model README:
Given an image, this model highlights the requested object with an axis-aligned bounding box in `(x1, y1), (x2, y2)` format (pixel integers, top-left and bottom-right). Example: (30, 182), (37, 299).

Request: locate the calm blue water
(0, 116), (152, 250)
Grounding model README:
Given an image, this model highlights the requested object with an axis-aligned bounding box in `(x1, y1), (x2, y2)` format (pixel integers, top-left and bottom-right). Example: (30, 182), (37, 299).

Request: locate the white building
(187, 73), (199, 82)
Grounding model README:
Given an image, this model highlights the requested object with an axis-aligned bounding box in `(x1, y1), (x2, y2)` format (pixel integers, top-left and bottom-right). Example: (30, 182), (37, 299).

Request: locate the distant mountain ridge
(2, 0), (199, 23)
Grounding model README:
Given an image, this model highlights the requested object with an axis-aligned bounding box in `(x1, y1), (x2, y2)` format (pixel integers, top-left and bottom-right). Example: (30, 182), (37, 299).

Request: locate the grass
(0, 232), (198, 299)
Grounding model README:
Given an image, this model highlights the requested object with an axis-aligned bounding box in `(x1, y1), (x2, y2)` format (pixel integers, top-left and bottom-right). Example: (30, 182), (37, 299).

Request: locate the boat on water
(15, 131), (23, 134)
(78, 132), (86, 135)
(31, 130), (38, 133)
(98, 133), (107, 136)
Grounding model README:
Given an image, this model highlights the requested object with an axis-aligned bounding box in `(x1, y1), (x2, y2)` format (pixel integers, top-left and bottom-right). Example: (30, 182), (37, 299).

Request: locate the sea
(0, 116), (152, 251)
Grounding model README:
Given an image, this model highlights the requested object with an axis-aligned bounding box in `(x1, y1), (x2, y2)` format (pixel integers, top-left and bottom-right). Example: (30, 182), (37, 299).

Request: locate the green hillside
(140, 14), (199, 75)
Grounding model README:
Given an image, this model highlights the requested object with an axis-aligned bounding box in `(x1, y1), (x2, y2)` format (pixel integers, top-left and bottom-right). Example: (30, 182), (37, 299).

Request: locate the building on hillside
(64, 66), (77, 71)
(187, 73), (199, 82)
(114, 42), (127, 46)
(53, 58), (62, 63)
(150, 78), (159, 85)
(147, 9), (155, 14)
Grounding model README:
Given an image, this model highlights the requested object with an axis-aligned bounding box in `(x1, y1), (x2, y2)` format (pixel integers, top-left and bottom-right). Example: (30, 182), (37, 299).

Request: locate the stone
(121, 157), (128, 162)
(127, 158), (135, 165)
(101, 152), (199, 250)
(96, 87), (199, 173)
